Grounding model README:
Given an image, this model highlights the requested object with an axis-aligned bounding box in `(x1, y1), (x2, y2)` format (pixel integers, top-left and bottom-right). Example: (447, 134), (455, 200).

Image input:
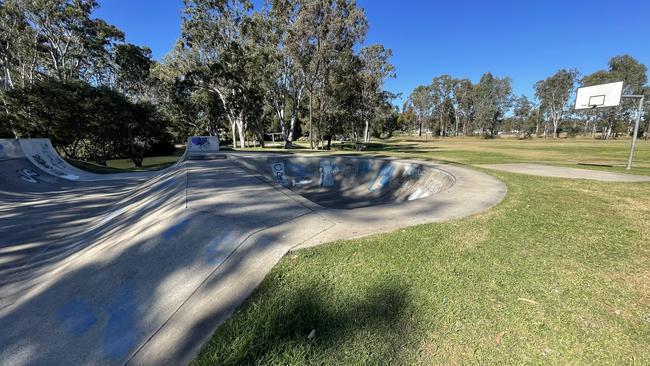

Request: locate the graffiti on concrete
(30, 142), (79, 180)
(342, 163), (356, 178)
(162, 217), (192, 240)
(19, 168), (40, 183)
(271, 162), (287, 185)
(319, 160), (339, 187)
(102, 280), (137, 359)
(368, 165), (394, 192)
(55, 280), (138, 360)
(403, 164), (423, 177)
(357, 160), (372, 176)
(287, 163), (312, 186)
(190, 137), (210, 149)
(204, 228), (242, 265)
(188, 136), (219, 152)
(57, 298), (97, 337)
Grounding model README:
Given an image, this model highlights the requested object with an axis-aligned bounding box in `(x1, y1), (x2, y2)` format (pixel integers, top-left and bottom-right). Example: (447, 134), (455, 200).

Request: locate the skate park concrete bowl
(235, 155), (455, 209)
(0, 139), (507, 366)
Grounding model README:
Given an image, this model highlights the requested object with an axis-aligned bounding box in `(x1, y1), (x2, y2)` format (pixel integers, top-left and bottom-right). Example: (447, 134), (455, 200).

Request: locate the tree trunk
(237, 120), (245, 149)
(363, 119), (370, 143)
(286, 113), (297, 149)
(592, 122), (597, 138)
(326, 135), (332, 150)
(256, 132), (265, 147)
(231, 121), (237, 148)
(309, 91), (313, 149)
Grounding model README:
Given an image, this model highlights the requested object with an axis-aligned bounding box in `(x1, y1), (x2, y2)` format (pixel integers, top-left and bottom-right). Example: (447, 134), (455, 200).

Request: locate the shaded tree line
(0, 0), (174, 165)
(1, 0), (397, 164)
(161, 0), (396, 150)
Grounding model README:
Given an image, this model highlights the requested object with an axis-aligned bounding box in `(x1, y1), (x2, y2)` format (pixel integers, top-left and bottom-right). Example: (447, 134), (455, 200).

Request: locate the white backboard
(575, 81), (623, 110)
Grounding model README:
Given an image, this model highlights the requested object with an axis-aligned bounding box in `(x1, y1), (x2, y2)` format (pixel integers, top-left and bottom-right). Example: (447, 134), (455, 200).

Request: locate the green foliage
(2, 78), (172, 166)
(581, 55), (648, 140)
(474, 72), (513, 137)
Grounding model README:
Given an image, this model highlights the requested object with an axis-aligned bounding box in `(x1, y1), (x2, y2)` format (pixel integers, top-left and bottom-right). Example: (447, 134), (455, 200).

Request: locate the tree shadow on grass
(194, 279), (418, 366)
(334, 142), (440, 153)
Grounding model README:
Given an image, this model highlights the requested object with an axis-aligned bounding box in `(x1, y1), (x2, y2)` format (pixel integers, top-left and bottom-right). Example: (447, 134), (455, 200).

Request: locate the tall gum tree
(474, 72), (512, 138)
(181, 0), (256, 148)
(534, 68), (579, 138)
(359, 44), (394, 143)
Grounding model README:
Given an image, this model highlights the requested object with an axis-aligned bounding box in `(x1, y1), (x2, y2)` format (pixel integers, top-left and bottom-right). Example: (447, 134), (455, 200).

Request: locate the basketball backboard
(574, 81), (623, 110)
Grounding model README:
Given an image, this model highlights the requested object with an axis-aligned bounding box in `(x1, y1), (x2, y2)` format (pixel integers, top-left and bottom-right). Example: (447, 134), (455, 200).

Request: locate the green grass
(192, 137), (650, 365)
(66, 147), (185, 173)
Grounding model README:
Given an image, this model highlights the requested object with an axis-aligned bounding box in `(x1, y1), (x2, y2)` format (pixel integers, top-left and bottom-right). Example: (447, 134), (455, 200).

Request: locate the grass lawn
(192, 137), (650, 365)
(66, 147), (186, 173)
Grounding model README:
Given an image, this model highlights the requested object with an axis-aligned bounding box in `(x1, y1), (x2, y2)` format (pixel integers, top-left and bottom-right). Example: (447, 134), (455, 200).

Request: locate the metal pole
(626, 95), (644, 170)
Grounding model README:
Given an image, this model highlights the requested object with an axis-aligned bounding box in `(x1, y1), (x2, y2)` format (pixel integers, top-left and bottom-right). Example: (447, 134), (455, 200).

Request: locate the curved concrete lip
(478, 163), (650, 182)
(233, 153), (508, 249)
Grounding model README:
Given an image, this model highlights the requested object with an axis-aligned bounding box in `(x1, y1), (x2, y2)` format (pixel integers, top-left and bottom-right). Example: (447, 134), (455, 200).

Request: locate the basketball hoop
(575, 82), (623, 110)
(574, 81), (645, 169)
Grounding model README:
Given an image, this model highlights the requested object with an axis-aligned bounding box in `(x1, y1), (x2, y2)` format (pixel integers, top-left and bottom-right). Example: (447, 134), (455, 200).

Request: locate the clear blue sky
(95, 0), (650, 106)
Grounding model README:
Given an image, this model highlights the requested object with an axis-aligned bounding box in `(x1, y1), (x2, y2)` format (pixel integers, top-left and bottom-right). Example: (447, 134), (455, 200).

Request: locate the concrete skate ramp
(0, 138), (176, 185)
(0, 144), (507, 366)
(236, 156), (455, 209)
(186, 136), (222, 160)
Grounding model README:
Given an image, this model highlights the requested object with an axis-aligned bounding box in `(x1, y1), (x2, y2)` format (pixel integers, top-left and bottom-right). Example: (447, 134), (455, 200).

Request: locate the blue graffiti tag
(368, 165), (394, 192)
(102, 280), (137, 359)
(57, 298), (97, 336)
(319, 160), (336, 187)
(191, 137), (209, 146)
(357, 160), (373, 176)
(271, 162), (286, 184)
(162, 217), (192, 240)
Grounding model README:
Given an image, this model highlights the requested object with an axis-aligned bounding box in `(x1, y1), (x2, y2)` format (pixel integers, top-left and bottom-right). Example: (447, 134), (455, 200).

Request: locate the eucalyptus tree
(454, 78), (474, 135)
(181, 0), (258, 147)
(291, 0), (368, 149)
(0, 0), (39, 90)
(408, 85), (433, 136)
(321, 50), (363, 149)
(398, 102), (416, 134)
(474, 72), (512, 137)
(16, 0), (124, 84)
(430, 74), (457, 136)
(252, 0), (305, 148)
(608, 55), (648, 138)
(152, 40), (221, 138)
(114, 44), (152, 101)
(534, 68), (579, 138)
(359, 44), (395, 142)
(512, 95), (534, 138)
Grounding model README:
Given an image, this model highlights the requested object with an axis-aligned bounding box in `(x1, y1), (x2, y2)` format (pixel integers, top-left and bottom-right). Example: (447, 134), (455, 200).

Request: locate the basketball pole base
(624, 95), (644, 170)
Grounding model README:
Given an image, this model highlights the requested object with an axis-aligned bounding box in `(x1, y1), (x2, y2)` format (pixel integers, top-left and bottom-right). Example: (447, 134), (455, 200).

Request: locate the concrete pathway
(478, 163), (650, 182)
(0, 154), (506, 366)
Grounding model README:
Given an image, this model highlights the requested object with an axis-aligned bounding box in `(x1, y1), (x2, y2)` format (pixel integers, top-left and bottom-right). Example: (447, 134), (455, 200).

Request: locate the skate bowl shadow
(234, 155), (456, 209)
